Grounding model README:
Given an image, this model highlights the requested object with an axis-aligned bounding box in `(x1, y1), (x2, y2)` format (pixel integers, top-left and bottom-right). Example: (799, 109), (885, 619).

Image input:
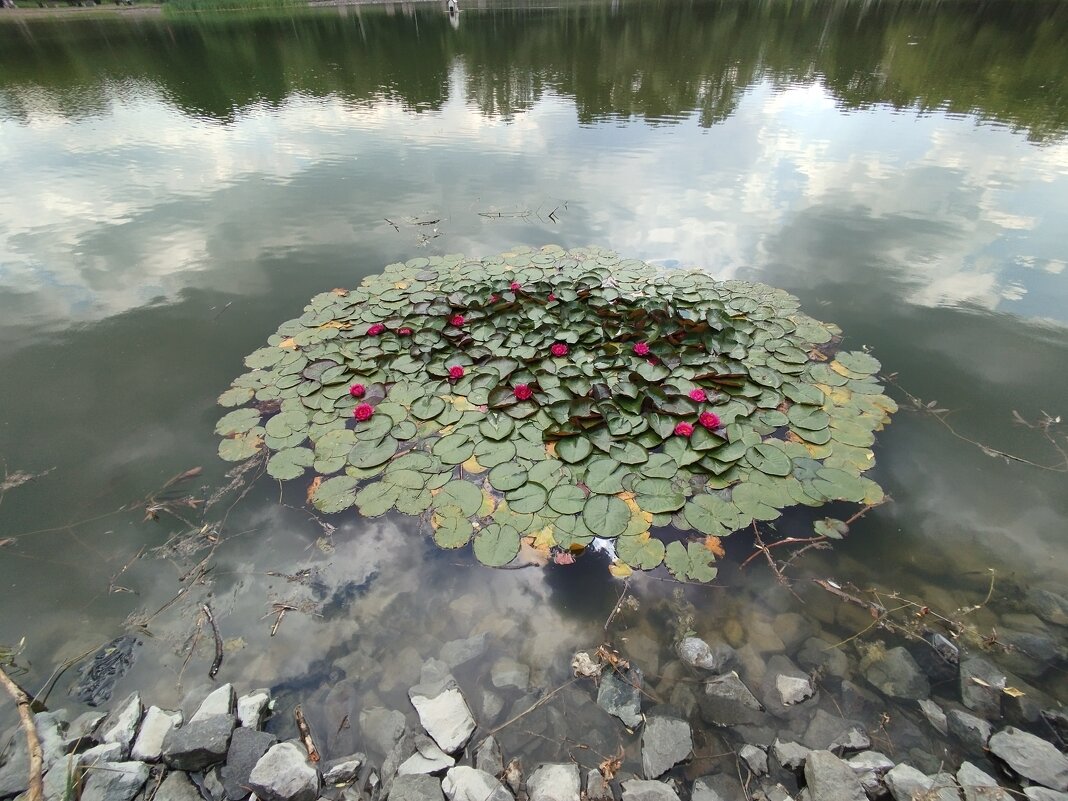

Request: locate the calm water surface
(1, 0), (1067, 769)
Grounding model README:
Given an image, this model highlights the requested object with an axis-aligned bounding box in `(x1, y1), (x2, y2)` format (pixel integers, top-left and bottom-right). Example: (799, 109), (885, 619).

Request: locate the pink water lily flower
(689, 388), (707, 402)
(349, 383), (366, 398)
(633, 342), (650, 356)
(514, 384), (533, 401)
(353, 403), (374, 422)
(550, 343), (569, 357)
(510, 281), (522, 292)
(489, 294), (499, 303)
(699, 412), (721, 430)
(398, 327), (413, 336)
(449, 314), (465, 327)
(674, 421), (694, 437)
(548, 292), (556, 301)
(367, 323), (385, 336)
(448, 365), (465, 380)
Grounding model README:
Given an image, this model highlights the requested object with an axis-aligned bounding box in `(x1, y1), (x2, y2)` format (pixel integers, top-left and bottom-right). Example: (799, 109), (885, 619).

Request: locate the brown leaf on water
(703, 536), (725, 558)
(331, 288), (349, 296)
(608, 561), (633, 578)
(306, 476), (323, 504)
(279, 337), (297, 350)
(1003, 686), (1026, 698)
(318, 320), (351, 331)
(599, 746), (625, 782)
(1, 467), (54, 493)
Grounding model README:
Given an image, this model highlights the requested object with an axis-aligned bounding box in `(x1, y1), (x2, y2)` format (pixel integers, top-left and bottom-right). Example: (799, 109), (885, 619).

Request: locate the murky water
(1, 0), (1068, 779)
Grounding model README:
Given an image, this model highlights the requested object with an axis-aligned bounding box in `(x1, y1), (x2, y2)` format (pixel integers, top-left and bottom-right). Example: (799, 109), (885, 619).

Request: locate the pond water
(2, 0), (1068, 785)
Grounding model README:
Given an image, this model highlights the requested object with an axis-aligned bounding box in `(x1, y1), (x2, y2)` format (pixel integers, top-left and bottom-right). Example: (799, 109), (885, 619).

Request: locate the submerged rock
(360, 707), (407, 755)
(677, 638), (735, 673)
(885, 764), (933, 801)
(399, 734), (456, 775)
(918, 699), (949, 735)
(863, 647), (929, 701)
(1027, 588), (1068, 627)
(248, 741), (321, 801)
(620, 779), (681, 801)
(773, 740), (810, 771)
(410, 687), (476, 755)
(692, 774), (744, 801)
(71, 635), (140, 707)
(699, 671), (764, 726)
(474, 736), (503, 777)
(586, 769), (613, 801)
(528, 763), (581, 801)
(393, 774), (448, 801)
(960, 658), (1005, 719)
(957, 761), (1011, 801)
(947, 710), (993, 753)
(491, 658), (531, 690)
(440, 634), (489, 669)
(988, 727), (1068, 790)
(847, 751), (894, 797)
(804, 750), (866, 801)
(323, 752), (365, 785)
(598, 668), (644, 729)
(641, 715), (693, 778)
(740, 744), (768, 776)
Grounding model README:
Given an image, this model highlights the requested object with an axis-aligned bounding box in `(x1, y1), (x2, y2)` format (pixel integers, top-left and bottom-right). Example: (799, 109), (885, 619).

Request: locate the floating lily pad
(216, 246), (893, 581)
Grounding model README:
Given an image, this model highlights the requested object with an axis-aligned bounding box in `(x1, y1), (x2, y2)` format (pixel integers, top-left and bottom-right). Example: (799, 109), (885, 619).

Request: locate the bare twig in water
(489, 678), (580, 735)
(294, 705), (320, 762)
(0, 664), (43, 801)
(603, 578), (631, 632)
(0, 464), (54, 507)
(201, 604), (223, 680)
(262, 602), (298, 637)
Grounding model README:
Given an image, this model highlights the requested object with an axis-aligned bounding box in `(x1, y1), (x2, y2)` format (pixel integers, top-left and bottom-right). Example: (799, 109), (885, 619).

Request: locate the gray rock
(153, 770), (203, 801)
(597, 669), (643, 729)
(205, 767), (226, 800)
(131, 706), (182, 762)
(847, 752), (894, 797)
(839, 681), (884, 721)
(988, 727), (1068, 790)
(440, 634), (489, 669)
(392, 774), (447, 801)
(248, 741), (321, 801)
(1024, 790), (1068, 801)
(641, 716), (692, 778)
(803, 711), (864, 752)
(620, 779), (681, 801)
(997, 630), (1066, 679)
(957, 762), (1011, 801)
(829, 728), (870, 756)
(481, 692), (505, 725)
(323, 753), (365, 785)
(161, 714), (236, 771)
(220, 725), (278, 799)
(931, 772), (964, 801)
(0, 725), (30, 798)
(67, 711), (106, 745)
(360, 707), (408, 755)
(692, 774), (744, 801)
(80, 760), (149, 801)
(101, 692), (143, 754)
(528, 763), (581, 801)
(699, 671), (764, 726)
(409, 683), (476, 755)
(1028, 588), (1068, 627)
(797, 639), (850, 681)
(777, 675), (815, 707)
(474, 737), (503, 776)
(79, 741), (125, 765)
(43, 753), (82, 801)
(677, 638), (735, 673)
(236, 689), (271, 730)
(804, 751), (866, 801)
(773, 614), (818, 652)
(491, 658), (530, 690)
(884, 764), (933, 801)
(960, 658), (1005, 719)
(763, 784), (797, 801)
(586, 769), (613, 801)
(947, 710), (992, 753)
(918, 700), (948, 735)
(773, 740), (810, 771)
(35, 712), (68, 772)
(864, 648), (929, 701)
(740, 744), (768, 776)
(761, 656), (815, 713)
(441, 766), (513, 801)
(190, 684), (236, 723)
(399, 735), (456, 775)
(384, 730), (417, 790)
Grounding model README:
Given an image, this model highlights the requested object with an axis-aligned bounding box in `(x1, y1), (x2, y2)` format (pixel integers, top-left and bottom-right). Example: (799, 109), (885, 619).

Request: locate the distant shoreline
(0, 0), (445, 20)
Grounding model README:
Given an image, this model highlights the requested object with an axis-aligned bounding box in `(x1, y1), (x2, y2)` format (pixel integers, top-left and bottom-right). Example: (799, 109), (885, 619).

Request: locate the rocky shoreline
(2, 613), (1068, 801)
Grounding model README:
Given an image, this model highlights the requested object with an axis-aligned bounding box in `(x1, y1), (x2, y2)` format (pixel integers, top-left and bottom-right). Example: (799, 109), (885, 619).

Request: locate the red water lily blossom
(448, 365), (465, 380)
(548, 292), (556, 301)
(510, 281), (522, 292)
(449, 314), (465, 327)
(353, 403), (374, 422)
(489, 294), (499, 303)
(699, 412), (721, 430)
(689, 388), (707, 402)
(398, 327), (413, 336)
(674, 421), (694, 437)
(550, 343), (569, 357)
(633, 342), (650, 356)
(514, 384), (533, 401)
(349, 383), (366, 398)
(367, 323), (386, 336)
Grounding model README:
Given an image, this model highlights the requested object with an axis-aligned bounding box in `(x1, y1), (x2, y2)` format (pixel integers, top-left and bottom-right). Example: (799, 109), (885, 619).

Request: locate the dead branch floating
(201, 604), (223, 680)
(0, 665), (43, 801)
(294, 705), (320, 762)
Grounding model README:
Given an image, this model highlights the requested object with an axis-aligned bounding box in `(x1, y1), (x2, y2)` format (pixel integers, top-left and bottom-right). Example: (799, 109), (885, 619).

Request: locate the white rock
(237, 689), (272, 729)
(528, 763), (581, 801)
(131, 706), (182, 762)
(248, 742), (321, 801)
(410, 688), (476, 755)
(190, 684), (236, 723)
(442, 766), (513, 801)
(101, 693), (143, 753)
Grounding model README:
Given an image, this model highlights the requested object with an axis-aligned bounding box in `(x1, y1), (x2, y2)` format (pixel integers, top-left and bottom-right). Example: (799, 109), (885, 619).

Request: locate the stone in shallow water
(220, 725), (278, 799)
(848, 751), (894, 797)
(586, 769), (613, 801)
(190, 684), (236, 723)
(597, 668), (643, 729)
(960, 658), (1005, 719)
(80, 760), (149, 801)
(885, 764), (933, 801)
(917, 699), (948, 735)
(360, 707), (407, 756)
(440, 633), (489, 668)
(692, 774), (744, 801)
(773, 739), (810, 771)
(323, 752), (365, 785)
(1027, 588), (1068, 627)
(0, 725), (30, 798)
(101, 692), (144, 754)
(1024, 790), (1068, 801)
(399, 734), (456, 775)
(237, 689), (271, 729)
(410, 687), (476, 755)
(956, 761), (1011, 801)
(641, 715), (693, 779)
(131, 706), (183, 762)
(491, 658), (531, 690)
(988, 727), (1068, 791)
(676, 638), (734, 673)
(162, 714), (237, 771)
(442, 766), (513, 801)
(863, 647), (929, 701)
(804, 751), (866, 801)
(474, 736), (503, 776)
(699, 671), (764, 727)
(620, 779), (681, 801)
(527, 763), (581, 801)
(739, 744), (768, 776)
(947, 709), (993, 753)
(248, 741), (321, 801)
(153, 770), (203, 801)
(392, 773), (447, 801)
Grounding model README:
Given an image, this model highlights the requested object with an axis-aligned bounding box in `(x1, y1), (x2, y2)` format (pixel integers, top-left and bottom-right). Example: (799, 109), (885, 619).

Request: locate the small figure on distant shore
(447, 0), (458, 14)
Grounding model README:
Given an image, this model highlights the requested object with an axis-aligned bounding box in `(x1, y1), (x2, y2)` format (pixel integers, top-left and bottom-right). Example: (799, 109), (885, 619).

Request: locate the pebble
(676, 637), (735, 673)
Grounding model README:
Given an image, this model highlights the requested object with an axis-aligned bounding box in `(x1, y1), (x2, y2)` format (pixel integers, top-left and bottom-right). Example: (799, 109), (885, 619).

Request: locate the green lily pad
(616, 532), (666, 570)
(432, 433), (475, 465)
(581, 495), (630, 538)
(433, 480), (485, 517)
(664, 541), (719, 582)
(216, 408), (261, 436)
(507, 482), (548, 514)
(312, 475), (358, 513)
(633, 478), (686, 514)
(547, 484), (587, 515)
(267, 447), (314, 480)
(489, 462), (528, 492)
(473, 524), (521, 567)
